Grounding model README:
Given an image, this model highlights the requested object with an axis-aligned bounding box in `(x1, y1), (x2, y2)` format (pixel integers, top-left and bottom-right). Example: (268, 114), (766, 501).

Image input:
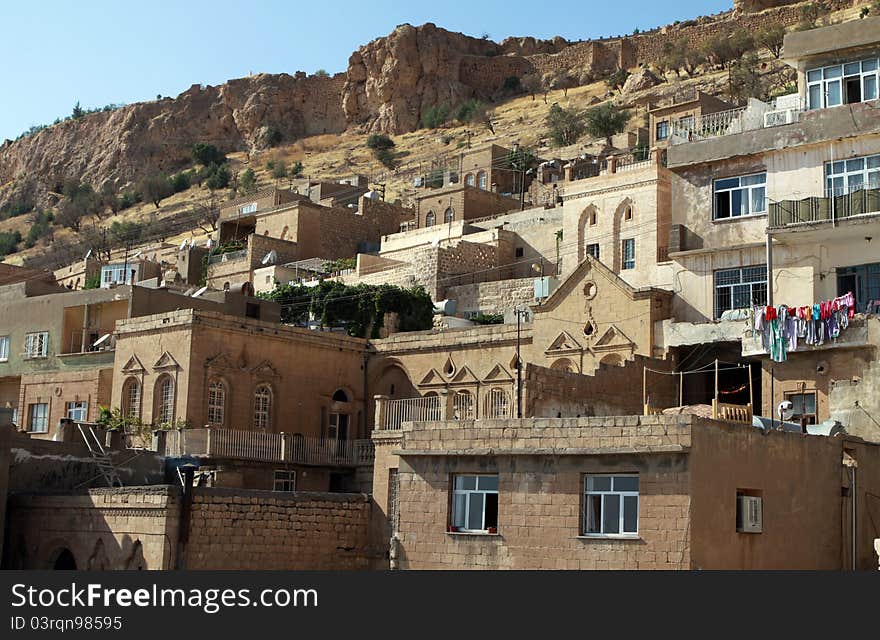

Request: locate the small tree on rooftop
(584, 102), (631, 149)
(545, 104), (586, 147)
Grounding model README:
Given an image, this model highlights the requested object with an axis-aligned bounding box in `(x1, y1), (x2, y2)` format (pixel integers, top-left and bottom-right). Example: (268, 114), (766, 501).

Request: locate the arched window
(122, 378), (141, 419)
(207, 379), (226, 427)
(454, 390), (474, 420)
(425, 211), (436, 227)
(332, 389), (349, 403)
(485, 388), (510, 419)
(465, 173), (475, 186)
(280, 225), (289, 240)
(154, 375), (175, 425)
(254, 384), (272, 430)
(444, 207), (454, 223)
(477, 171), (488, 190)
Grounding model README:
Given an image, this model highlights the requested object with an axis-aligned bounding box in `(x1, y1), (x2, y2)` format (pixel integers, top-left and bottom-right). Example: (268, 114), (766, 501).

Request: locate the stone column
(439, 389), (453, 421)
(373, 395), (389, 431)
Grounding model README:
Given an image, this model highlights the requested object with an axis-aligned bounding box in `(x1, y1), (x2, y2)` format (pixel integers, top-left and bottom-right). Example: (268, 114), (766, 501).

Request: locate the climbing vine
(259, 281), (434, 338)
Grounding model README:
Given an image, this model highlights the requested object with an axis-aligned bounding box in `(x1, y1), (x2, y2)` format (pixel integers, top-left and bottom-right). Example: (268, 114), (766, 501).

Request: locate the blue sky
(0, 0), (732, 141)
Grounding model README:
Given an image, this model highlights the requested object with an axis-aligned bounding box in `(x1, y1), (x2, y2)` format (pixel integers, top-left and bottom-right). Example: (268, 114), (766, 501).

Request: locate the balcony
(375, 390), (512, 431)
(769, 187), (880, 229)
(668, 96), (803, 147)
(165, 428), (375, 466)
(206, 249), (247, 265)
(64, 328), (116, 354)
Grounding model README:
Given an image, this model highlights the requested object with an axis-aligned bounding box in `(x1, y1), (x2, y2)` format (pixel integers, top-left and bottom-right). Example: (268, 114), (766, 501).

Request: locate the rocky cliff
(0, 72), (346, 208)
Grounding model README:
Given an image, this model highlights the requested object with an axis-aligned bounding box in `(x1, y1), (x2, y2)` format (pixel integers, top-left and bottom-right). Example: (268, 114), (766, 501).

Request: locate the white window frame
(24, 332), (49, 359)
(582, 474), (639, 538)
(622, 238), (635, 270)
(485, 387), (510, 419)
(157, 376), (175, 425)
(713, 265), (768, 319)
(453, 390), (474, 420)
(825, 153), (880, 196)
(66, 400), (88, 422)
(254, 384), (272, 430)
(713, 172), (767, 220)
(239, 202), (258, 215)
(477, 171), (488, 190)
(0, 335), (9, 361)
(100, 264), (135, 287)
(586, 243), (600, 260)
(28, 403), (49, 433)
(273, 470), (296, 492)
(451, 474), (499, 533)
(656, 120), (669, 141)
(207, 379), (226, 427)
(807, 57), (879, 110)
(123, 378), (141, 419)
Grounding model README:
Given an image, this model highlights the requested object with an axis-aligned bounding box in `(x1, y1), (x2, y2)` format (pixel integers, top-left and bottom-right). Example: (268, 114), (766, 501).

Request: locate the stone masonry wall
(185, 489), (379, 570)
(444, 278), (535, 316)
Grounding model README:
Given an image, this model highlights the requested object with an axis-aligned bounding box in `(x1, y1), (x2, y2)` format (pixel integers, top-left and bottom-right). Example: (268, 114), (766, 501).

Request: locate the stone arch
(280, 225), (289, 240)
(444, 207), (454, 223)
(550, 357), (576, 373)
(371, 360), (417, 399)
(612, 198), (634, 272)
(600, 353), (624, 367)
(425, 210), (435, 227)
(465, 173), (475, 187)
(49, 547), (78, 570)
(122, 376), (141, 419)
(153, 373), (176, 426)
(577, 204), (599, 264)
(477, 170), (488, 190)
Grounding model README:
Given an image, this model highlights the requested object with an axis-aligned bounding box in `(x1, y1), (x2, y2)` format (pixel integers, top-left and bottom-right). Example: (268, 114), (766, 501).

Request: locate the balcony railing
(379, 396), (441, 431)
(668, 97), (803, 146)
(65, 329), (116, 354)
(769, 186), (880, 228)
(206, 249), (247, 265)
(165, 428), (374, 466)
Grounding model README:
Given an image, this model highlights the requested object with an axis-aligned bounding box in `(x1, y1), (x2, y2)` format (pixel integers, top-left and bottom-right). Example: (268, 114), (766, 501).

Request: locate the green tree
(422, 103), (450, 129)
(605, 68), (630, 93)
(728, 53), (765, 103)
(521, 73), (542, 101)
(551, 70), (577, 97)
(239, 168), (258, 194)
(366, 134), (395, 150)
(169, 171), (192, 193)
(289, 161), (304, 178)
(756, 24), (785, 59)
(71, 101), (85, 119)
(545, 104), (586, 147)
(204, 164), (231, 190)
(584, 102), (632, 148)
(376, 148), (397, 169)
(191, 143), (226, 166)
(0, 230), (22, 256)
(314, 69), (329, 78)
(456, 100), (494, 133)
(83, 271), (101, 290)
(137, 173), (174, 208)
(266, 159), (288, 180)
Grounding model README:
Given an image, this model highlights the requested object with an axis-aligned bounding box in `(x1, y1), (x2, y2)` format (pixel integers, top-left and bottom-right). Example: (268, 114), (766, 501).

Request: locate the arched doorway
(51, 548), (77, 570)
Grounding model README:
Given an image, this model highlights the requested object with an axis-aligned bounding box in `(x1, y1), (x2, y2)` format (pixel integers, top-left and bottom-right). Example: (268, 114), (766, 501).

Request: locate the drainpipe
(844, 451), (858, 571)
(175, 464), (196, 570)
(765, 233), (774, 308)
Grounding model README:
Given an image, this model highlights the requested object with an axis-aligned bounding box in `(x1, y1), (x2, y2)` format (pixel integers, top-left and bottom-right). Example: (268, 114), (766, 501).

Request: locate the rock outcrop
(0, 72), (346, 208)
(620, 68), (661, 94)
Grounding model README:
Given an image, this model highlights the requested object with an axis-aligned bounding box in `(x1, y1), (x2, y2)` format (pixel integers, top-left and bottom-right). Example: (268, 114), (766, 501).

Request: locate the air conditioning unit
(764, 109), (797, 128)
(736, 495), (763, 533)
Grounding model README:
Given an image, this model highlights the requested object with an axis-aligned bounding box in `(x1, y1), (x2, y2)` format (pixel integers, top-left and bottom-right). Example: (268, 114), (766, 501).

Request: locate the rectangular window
(239, 202), (258, 215)
(450, 474), (498, 533)
(785, 391), (817, 425)
(24, 332), (48, 358)
(656, 120), (669, 141)
(0, 335), (9, 361)
(586, 243), (600, 260)
(713, 173), (766, 220)
(714, 265), (768, 319)
(807, 58), (880, 109)
(825, 153), (880, 196)
(622, 238), (635, 270)
(28, 403), (49, 433)
(583, 474), (639, 536)
(677, 115), (694, 132)
(273, 470), (296, 492)
(66, 401), (88, 422)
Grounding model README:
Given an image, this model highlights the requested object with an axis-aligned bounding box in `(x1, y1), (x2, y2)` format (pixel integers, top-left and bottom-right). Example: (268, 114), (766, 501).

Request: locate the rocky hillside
(0, 0), (858, 216)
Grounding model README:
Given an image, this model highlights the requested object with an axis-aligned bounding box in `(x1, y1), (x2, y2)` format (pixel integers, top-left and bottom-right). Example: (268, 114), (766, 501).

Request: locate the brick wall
(185, 489), (379, 570)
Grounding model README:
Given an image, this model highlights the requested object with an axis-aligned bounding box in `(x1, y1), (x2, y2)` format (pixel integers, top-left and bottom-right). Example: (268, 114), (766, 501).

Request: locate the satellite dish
(131, 251), (142, 259)
(205, 238), (214, 249)
(261, 250), (277, 265)
(84, 249), (93, 259)
(179, 239), (188, 251)
(192, 286), (208, 298)
(92, 334), (111, 348)
(431, 238), (440, 248)
(777, 400), (794, 422)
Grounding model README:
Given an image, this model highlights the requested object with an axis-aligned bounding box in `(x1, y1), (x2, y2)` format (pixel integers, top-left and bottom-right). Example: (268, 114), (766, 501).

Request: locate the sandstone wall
(185, 489), (379, 570)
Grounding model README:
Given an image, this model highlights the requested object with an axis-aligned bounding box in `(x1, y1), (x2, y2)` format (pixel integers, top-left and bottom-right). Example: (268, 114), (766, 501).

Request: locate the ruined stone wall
(185, 489), (379, 570)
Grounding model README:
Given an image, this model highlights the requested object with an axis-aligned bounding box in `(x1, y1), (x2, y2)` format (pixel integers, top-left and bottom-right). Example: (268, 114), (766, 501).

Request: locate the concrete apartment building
(0, 279), (278, 438)
(372, 414), (880, 570)
(659, 18), (880, 428)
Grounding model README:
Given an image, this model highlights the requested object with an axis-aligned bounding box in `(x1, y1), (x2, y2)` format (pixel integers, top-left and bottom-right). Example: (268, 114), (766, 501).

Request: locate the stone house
(373, 414), (880, 570)
(648, 91), (737, 148)
(0, 280), (277, 438)
(413, 183), (521, 229)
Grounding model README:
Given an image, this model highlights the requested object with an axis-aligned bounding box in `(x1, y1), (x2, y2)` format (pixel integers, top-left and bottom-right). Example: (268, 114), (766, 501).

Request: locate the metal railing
(381, 396), (441, 430)
(669, 107), (747, 145)
(206, 249), (247, 265)
(66, 329), (116, 354)
(769, 186), (880, 228)
(165, 428), (374, 466)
